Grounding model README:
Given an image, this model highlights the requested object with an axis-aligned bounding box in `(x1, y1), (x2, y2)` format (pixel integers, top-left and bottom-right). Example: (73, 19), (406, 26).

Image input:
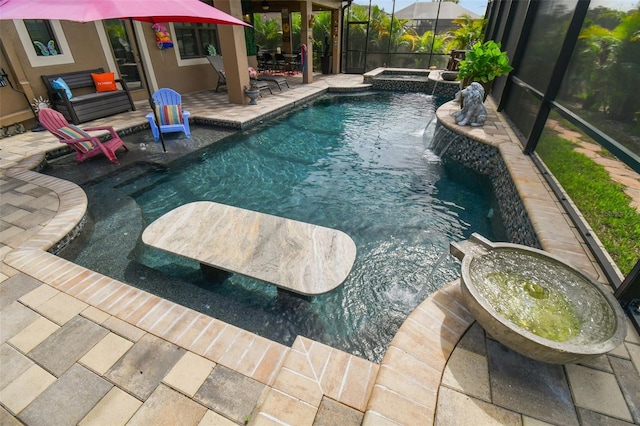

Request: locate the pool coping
(362, 98), (624, 424)
(2, 77), (636, 425)
(0, 81), (400, 424)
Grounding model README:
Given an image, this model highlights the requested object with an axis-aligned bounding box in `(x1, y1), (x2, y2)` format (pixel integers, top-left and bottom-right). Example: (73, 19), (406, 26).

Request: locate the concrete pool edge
(17, 86), (336, 256)
(436, 98), (613, 284)
(363, 67), (460, 99)
(362, 97), (631, 423)
(2, 238), (466, 425)
(2, 76), (637, 424)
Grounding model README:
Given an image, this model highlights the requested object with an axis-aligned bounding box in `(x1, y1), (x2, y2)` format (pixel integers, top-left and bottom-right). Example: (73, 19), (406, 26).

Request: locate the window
(24, 19), (61, 56)
(174, 22), (219, 59)
(14, 19), (74, 66)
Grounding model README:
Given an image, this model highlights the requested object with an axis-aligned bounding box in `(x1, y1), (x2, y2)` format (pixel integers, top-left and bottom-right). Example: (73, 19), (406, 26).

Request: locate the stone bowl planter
(245, 89), (259, 105)
(450, 233), (627, 364)
(441, 71), (459, 81)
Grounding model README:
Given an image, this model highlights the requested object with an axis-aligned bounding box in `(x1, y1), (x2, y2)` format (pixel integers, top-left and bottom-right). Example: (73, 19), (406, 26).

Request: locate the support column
(281, 8), (293, 54)
(215, 0), (250, 105)
(301, 0), (313, 84)
(331, 10), (341, 75)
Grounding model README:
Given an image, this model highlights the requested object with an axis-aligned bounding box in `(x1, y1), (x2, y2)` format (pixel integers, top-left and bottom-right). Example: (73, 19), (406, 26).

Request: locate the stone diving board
(141, 201), (357, 296)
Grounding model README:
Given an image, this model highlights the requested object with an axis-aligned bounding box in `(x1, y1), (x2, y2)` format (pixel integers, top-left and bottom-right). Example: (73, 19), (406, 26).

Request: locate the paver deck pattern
(1, 73), (639, 425)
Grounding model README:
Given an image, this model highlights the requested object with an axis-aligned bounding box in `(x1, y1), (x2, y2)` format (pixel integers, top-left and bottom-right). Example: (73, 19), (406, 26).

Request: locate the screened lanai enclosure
(335, 0), (640, 331)
(341, 0), (485, 72)
(479, 0), (639, 332)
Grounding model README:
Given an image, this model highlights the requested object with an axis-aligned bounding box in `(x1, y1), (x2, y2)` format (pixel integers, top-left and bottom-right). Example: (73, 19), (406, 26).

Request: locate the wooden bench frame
(42, 68), (136, 124)
(446, 50), (467, 71)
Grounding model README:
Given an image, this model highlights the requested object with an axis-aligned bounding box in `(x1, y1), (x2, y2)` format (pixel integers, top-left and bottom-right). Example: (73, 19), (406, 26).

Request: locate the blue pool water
(56, 92), (501, 362)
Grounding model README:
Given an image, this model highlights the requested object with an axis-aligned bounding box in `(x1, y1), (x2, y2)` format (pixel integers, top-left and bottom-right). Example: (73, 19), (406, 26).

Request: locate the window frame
(170, 22), (219, 67)
(14, 19), (74, 67)
(24, 19), (60, 56)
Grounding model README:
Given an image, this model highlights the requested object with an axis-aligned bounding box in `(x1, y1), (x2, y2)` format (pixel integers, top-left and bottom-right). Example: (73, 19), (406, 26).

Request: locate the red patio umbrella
(0, 0), (248, 26)
(0, 0), (250, 151)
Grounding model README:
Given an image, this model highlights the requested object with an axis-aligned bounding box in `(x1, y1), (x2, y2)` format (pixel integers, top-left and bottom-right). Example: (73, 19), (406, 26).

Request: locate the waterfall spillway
(416, 249), (450, 302)
(424, 121), (460, 158)
(422, 117), (436, 148)
(431, 78), (439, 96)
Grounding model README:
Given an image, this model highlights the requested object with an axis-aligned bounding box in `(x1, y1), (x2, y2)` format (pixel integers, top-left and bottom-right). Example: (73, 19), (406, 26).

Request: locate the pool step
(113, 163), (170, 197)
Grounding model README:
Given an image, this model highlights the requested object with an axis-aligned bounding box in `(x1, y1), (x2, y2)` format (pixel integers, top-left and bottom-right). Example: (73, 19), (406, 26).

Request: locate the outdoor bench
(42, 68), (136, 124)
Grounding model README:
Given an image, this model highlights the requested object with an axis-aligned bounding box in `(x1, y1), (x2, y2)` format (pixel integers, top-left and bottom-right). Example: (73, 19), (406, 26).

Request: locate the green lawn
(536, 132), (640, 276)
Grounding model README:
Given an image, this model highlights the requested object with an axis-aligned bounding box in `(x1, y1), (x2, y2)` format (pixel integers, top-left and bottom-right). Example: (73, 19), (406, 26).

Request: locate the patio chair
(289, 52), (302, 73)
(257, 73), (290, 91)
(274, 53), (287, 72)
(145, 88), (191, 142)
(207, 55), (271, 95)
(262, 52), (276, 72)
(257, 51), (273, 73)
(38, 108), (128, 164)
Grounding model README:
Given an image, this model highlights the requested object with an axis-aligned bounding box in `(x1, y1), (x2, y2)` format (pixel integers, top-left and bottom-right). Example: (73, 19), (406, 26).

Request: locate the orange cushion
(91, 72), (117, 92)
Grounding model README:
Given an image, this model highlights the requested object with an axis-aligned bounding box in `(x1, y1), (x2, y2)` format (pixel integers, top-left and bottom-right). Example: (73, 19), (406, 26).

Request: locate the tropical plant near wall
(560, 6), (640, 144)
(368, 6), (410, 52)
(414, 31), (449, 54)
(574, 24), (620, 113)
(446, 14), (486, 51)
(458, 40), (513, 87)
(606, 9), (640, 123)
(253, 14), (282, 51)
(307, 11), (332, 69)
(290, 13), (301, 52)
(397, 30), (449, 67)
(341, 3), (487, 70)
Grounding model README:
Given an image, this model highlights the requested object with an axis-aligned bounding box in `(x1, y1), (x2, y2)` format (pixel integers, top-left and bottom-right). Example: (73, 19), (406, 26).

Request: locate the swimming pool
(53, 92), (503, 362)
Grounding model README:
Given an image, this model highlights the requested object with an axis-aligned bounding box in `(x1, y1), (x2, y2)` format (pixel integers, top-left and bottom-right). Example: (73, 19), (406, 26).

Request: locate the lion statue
(454, 82), (487, 127)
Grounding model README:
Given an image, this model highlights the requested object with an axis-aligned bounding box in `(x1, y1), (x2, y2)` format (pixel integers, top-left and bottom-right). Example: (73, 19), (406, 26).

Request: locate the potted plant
(457, 40), (513, 97)
(244, 81), (260, 105)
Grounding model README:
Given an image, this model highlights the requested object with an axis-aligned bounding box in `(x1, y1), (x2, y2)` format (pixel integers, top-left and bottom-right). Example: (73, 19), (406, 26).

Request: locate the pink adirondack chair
(38, 108), (128, 164)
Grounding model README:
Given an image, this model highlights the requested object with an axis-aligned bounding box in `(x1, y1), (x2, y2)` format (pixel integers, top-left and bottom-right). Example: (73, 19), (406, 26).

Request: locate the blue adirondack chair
(145, 88), (191, 141)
